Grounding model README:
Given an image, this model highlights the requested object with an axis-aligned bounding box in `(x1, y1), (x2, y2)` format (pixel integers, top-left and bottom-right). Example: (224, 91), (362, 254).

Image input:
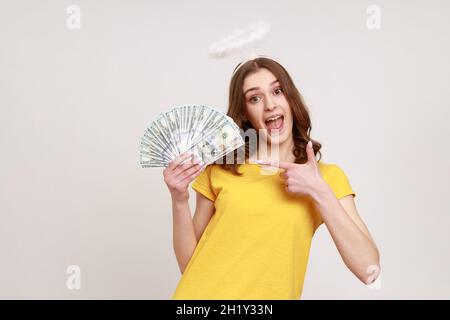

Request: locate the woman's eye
(248, 89), (281, 103)
(249, 96), (260, 103)
(274, 88), (283, 95)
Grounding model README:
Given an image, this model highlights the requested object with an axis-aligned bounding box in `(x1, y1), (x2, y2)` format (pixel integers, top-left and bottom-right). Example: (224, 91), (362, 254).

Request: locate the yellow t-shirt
(172, 160), (356, 300)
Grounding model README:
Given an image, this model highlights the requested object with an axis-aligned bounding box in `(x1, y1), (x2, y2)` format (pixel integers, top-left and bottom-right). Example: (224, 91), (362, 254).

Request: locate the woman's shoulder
(317, 161), (348, 183)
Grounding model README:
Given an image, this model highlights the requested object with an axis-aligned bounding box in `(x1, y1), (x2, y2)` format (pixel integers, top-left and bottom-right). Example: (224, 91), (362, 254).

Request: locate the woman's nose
(265, 103), (277, 111)
(264, 94), (277, 111)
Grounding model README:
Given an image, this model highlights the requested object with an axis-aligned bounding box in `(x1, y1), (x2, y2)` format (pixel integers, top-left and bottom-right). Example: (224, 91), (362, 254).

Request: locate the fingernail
(256, 160), (263, 164)
(308, 141), (312, 149)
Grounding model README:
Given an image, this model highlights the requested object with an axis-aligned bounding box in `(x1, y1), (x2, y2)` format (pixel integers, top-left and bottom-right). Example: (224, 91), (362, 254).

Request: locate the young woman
(164, 57), (380, 299)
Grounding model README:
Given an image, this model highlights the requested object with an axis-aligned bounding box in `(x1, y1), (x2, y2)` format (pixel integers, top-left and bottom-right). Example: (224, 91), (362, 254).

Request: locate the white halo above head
(208, 21), (271, 59)
(231, 54), (276, 76)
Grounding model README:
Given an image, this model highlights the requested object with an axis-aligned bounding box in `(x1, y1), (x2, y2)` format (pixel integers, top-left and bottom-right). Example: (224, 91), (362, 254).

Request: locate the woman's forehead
(243, 69), (278, 93)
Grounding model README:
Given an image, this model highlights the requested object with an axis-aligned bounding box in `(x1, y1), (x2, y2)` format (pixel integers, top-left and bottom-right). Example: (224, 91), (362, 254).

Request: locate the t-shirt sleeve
(191, 165), (216, 201)
(327, 164), (356, 199)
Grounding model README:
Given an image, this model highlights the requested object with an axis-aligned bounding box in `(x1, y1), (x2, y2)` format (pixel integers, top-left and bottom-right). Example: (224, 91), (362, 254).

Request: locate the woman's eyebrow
(244, 79), (279, 96)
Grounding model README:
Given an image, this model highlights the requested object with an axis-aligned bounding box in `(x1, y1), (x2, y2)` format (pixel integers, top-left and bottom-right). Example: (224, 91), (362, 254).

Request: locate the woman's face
(242, 68), (293, 145)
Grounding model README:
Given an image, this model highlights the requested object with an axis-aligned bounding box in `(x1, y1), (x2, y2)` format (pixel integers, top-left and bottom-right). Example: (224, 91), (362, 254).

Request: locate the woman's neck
(257, 136), (296, 163)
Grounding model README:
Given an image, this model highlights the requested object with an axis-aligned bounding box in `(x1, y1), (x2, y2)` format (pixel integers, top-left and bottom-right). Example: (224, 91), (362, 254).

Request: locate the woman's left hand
(256, 140), (327, 198)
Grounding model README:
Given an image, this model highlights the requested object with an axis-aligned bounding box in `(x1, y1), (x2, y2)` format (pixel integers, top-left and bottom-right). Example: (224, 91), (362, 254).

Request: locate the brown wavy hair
(218, 57), (322, 175)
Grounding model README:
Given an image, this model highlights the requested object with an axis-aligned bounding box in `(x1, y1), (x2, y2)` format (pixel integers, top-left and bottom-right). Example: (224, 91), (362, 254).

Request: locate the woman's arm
(163, 152), (213, 274)
(171, 198), (197, 274)
(172, 192), (214, 274)
(311, 185), (381, 285)
(257, 141), (381, 285)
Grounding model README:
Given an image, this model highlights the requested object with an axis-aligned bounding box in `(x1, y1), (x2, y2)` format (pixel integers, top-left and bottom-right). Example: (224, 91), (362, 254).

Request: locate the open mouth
(264, 114), (284, 134)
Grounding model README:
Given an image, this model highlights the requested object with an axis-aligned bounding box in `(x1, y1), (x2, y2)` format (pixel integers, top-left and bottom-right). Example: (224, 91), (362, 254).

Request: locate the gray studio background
(1, 0), (449, 299)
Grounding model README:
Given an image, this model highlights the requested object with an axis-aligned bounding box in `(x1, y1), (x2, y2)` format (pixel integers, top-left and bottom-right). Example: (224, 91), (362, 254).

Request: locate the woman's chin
(268, 126), (292, 145)
(267, 135), (285, 145)
(256, 124), (291, 145)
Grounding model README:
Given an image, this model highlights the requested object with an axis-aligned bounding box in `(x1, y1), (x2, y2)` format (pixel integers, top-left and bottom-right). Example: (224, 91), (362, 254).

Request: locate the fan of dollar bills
(139, 105), (245, 168)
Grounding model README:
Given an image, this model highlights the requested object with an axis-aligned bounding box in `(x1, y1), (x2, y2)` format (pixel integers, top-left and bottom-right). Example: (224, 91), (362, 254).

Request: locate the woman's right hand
(163, 152), (205, 202)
